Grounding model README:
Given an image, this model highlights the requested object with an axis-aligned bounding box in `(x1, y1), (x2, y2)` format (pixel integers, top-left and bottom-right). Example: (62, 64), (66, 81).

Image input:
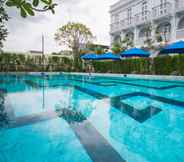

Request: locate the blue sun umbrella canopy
(98, 52), (121, 60)
(160, 40), (184, 54)
(80, 53), (99, 60)
(121, 48), (150, 57)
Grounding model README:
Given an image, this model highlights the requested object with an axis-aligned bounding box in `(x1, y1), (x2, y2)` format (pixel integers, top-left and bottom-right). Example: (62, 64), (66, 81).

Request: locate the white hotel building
(110, 0), (184, 47)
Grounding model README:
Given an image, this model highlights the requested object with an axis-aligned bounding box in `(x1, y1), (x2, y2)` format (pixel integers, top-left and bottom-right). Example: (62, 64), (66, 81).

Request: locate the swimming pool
(0, 73), (184, 162)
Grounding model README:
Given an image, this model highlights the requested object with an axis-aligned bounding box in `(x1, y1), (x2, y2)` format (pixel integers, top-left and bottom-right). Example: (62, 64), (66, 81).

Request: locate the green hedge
(153, 55), (184, 75)
(93, 58), (151, 74)
(93, 55), (184, 75)
(0, 53), (75, 72)
(0, 52), (184, 75)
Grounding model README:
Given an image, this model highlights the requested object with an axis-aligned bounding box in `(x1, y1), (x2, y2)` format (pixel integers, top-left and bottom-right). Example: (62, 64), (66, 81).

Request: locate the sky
(3, 0), (118, 54)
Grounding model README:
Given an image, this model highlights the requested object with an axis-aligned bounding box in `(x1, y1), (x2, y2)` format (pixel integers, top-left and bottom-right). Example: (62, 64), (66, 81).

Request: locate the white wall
(110, 0), (184, 45)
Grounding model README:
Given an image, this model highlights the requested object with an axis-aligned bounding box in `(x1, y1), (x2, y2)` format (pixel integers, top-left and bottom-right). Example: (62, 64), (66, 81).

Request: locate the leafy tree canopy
(55, 22), (94, 57)
(5, 0), (57, 18)
(121, 36), (134, 51)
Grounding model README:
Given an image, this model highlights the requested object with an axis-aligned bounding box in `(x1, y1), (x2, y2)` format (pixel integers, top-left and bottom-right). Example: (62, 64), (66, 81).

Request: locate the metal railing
(152, 2), (172, 19)
(175, 0), (184, 11)
(110, 2), (173, 34)
(120, 17), (133, 30)
(134, 11), (151, 26)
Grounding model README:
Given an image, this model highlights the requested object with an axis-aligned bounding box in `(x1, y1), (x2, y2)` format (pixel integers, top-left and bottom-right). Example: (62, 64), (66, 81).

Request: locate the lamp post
(42, 34), (45, 72)
(42, 34), (45, 109)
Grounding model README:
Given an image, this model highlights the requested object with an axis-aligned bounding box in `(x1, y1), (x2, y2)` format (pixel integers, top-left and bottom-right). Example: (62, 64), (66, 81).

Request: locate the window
(115, 14), (119, 22)
(142, 1), (148, 20)
(127, 8), (132, 24)
(157, 23), (171, 41)
(178, 17), (184, 29)
(160, 0), (167, 14)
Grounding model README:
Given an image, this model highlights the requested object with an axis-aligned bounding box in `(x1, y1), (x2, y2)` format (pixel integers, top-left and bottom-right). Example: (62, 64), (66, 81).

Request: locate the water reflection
(57, 108), (87, 124)
(0, 90), (9, 128)
(109, 104), (184, 162)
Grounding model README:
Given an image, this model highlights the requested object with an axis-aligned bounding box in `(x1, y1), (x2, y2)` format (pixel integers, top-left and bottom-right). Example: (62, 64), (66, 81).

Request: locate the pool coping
(0, 72), (184, 81)
(63, 72), (184, 81)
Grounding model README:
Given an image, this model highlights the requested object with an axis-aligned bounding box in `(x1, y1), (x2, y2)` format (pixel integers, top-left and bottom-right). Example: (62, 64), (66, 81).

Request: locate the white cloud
(3, 0), (118, 53)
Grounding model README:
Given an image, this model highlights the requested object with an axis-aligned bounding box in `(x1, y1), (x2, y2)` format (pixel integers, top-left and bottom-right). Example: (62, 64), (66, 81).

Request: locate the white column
(110, 34), (114, 45)
(171, 15), (177, 42)
(120, 31), (125, 41)
(151, 22), (157, 46)
(175, 15), (181, 41)
(134, 27), (138, 47)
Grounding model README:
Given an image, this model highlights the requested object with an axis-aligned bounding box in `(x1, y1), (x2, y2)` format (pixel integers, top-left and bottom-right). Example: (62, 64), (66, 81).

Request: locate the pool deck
(64, 72), (184, 81)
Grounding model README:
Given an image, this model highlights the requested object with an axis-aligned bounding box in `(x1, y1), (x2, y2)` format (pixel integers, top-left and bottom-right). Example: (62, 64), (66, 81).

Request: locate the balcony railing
(152, 2), (172, 19)
(110, 3), (174, 33)
(176, 29), (184, 39)
(110, 22), (120, 33)
(120, 18), (134, 30)
(175, 0), (184, 12)
(134, 11), (151, 26)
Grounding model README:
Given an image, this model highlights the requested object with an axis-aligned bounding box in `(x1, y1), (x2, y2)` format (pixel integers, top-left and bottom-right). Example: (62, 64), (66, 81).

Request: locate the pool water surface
(0, 73), (184, 162)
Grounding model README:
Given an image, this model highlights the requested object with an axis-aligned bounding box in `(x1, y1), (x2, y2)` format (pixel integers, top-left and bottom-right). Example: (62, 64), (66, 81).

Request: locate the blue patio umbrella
(80, 53), (99, 60)
(160, 40), (184, 54)
(97, 52), (121, 60)
(121, 48), (150, 57)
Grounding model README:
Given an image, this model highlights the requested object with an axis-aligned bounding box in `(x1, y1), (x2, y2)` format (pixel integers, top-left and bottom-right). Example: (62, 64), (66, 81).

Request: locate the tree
(121, 35), (134, 51)
(0, 0), (8, 51)
(0, 0), (57, 50)
(155, 30), (163, 43)
(5, 0), (57, 18)
(143, 24), (155, 50)
(55, 22), (94, 71)
(111, 41), (121, 54)
(55, 22), (94, 58)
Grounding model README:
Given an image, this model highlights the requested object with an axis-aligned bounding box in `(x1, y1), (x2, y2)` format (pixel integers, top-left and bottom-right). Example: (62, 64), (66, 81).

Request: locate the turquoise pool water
(0, 73), (184, 162)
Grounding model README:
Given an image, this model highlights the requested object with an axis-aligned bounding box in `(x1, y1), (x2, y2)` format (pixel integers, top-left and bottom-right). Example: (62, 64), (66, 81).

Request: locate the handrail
(152, 2), (172, 18)
(134, 10), (151, 17)
(175, 0), (184, 10)
(152, 2), (171, 10)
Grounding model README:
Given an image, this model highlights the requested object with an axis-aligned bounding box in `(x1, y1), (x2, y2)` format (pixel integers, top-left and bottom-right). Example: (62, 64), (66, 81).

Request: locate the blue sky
(3, 0), (118, 53)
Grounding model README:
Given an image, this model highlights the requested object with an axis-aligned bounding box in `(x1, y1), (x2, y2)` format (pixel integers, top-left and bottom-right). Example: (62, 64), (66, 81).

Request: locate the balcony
(134, 11), (151, 26)
(175, 0), (184, 13)
(137, 37), (146, 47)
(152, 2), (172, 20)
(176, 29), (184, 39)
(110, 22), (120, 33)
(120, 18), (134, 30)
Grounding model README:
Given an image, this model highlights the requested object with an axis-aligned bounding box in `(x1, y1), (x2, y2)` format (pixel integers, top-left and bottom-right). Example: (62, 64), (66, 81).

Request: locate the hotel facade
(110, 0), (184, 47)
